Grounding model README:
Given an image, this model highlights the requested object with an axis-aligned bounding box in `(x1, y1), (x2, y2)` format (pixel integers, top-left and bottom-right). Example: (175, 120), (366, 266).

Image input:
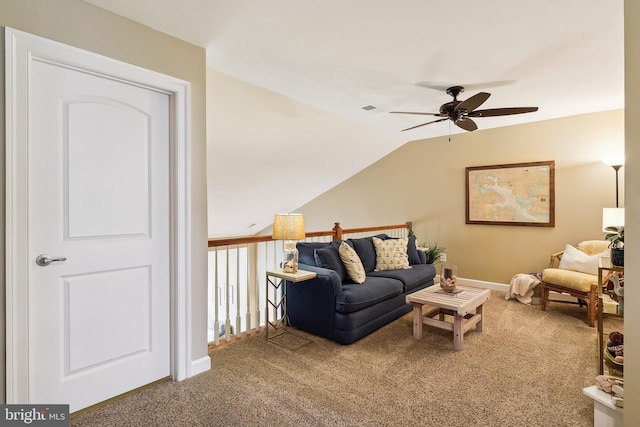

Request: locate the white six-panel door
(5, 28), (196, 413)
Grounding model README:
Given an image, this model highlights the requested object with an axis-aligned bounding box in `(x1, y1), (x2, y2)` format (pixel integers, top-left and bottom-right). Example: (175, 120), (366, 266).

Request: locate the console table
(584, 257), (624, 427)
(597, 256), (624, 376)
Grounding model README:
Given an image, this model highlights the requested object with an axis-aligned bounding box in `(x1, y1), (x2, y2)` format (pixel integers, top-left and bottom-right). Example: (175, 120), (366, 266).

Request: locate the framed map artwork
(465, 160), (555, 227)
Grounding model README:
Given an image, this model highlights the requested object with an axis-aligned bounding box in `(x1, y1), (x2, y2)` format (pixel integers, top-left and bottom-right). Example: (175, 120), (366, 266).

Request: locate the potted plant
(605, 225), (624, 267)
(419, 241), (446, 265)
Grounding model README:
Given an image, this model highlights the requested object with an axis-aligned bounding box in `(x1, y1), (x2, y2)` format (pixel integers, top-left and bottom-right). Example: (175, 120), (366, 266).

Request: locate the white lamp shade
(602, 207), (625, 231)
(272, 213), (305, 240)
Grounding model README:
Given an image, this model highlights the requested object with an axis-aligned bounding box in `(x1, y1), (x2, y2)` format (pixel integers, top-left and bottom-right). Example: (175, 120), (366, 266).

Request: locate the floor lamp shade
(602, 207), (625, 231)
(273, 213), (305, 272)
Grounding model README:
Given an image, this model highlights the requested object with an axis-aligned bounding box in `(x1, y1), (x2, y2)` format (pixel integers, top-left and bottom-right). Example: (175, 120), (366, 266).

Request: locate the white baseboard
(189, 355), (211, 377)
(457, 277), (509, 292)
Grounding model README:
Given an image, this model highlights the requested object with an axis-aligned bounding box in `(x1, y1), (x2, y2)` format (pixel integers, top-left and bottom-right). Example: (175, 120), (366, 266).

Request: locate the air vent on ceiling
(361, 105), (377, 111)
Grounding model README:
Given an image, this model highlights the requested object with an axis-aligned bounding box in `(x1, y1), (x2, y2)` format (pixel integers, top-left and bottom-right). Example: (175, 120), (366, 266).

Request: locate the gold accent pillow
(338, 241), (366, 284)
(372, 237), (411, 271)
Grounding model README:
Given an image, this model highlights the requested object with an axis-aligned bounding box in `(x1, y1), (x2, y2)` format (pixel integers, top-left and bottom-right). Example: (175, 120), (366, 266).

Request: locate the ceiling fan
(390, 86), (538, 132)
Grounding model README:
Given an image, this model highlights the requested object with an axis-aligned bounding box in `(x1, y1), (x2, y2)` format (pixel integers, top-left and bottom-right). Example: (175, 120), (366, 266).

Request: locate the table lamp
(602, 207), (625, 231)
(273, 213), (305, 273)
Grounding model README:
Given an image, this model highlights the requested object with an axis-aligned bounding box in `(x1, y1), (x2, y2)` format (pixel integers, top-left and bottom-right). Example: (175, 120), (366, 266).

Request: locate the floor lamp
(602, 155), (625, 230)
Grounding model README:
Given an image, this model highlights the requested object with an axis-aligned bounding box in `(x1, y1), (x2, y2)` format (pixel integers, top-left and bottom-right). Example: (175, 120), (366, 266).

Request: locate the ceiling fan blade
(390, 111), (445, 117)
(401, 117), (448, 132)
(454, 92), (490, 113)
(469, 107), (539, 117)
(455, 118), (478, 132)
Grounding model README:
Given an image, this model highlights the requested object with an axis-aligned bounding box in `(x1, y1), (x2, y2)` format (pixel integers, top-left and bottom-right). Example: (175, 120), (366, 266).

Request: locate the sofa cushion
(374, 234), (421, 265)
(407, 236), (422, 265)
(347, 236), (382, 273)
(368, 263), (436, 292)
(339, 241), (366, 284)
(372, 237), (410, 271)
(314, 245), (348, 282)
(578, 240), (610, 256)
(297, 242), (332, 266)
(335, 276), (404, 313)
(542, 268), (599, 293)
(417, 248), (427, 264)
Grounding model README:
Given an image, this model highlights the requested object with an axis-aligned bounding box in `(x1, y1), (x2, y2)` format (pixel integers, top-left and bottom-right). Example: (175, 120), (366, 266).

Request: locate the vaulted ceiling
(83, 0), (624, 237)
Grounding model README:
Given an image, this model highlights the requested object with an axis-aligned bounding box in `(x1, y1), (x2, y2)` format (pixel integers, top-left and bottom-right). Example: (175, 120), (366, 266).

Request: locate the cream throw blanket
(505, 273), (541, 305)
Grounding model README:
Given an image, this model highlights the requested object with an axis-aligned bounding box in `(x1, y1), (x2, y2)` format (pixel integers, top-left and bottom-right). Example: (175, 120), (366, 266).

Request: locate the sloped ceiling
(82, 0), (624, 237)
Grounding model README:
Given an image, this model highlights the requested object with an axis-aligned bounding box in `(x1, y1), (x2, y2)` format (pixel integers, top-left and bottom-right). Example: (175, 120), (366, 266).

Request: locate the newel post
(332, 222), (343, 242)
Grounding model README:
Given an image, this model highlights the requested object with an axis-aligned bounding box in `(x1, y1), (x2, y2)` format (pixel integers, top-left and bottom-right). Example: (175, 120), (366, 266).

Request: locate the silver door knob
(36, 254), (67, 266)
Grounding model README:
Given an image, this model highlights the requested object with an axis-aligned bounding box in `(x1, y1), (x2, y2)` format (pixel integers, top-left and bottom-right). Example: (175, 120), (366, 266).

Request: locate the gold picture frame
(465, 160), (555, 227)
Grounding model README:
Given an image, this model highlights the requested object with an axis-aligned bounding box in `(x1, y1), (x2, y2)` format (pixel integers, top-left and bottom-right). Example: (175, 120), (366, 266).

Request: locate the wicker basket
(604, 348), (624, 376)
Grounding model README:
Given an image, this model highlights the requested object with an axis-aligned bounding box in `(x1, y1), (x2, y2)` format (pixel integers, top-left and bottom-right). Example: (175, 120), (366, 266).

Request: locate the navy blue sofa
(287, 235), (436, 344)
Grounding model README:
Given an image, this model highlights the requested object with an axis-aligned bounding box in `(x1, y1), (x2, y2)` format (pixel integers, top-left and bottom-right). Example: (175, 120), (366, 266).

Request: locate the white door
(4, 29), (188, 413)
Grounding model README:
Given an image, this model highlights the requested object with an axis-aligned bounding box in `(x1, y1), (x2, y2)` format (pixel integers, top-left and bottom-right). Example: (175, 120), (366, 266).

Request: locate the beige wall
(624, 0), (639, 424)
(1, 0), (637, 420)
(0, 0), (209, 399)
(300, 110), (624, 284)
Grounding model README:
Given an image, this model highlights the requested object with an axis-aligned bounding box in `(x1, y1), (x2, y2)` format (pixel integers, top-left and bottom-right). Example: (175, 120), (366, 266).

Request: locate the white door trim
(4, 27), (194, 404)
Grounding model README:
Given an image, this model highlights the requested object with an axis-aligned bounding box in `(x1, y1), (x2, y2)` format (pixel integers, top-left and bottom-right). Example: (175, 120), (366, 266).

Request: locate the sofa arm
(287, 263), (342, 340)
(296, 263), (343, 294)
(417, 249), (427, 264)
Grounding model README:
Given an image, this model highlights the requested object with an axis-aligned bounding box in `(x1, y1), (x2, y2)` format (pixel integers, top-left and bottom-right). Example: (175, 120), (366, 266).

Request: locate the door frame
(4, 27), (193, 403)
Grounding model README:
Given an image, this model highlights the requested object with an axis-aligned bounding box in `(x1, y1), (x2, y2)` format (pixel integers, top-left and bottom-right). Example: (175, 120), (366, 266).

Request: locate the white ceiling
(82, 0), (624, 237)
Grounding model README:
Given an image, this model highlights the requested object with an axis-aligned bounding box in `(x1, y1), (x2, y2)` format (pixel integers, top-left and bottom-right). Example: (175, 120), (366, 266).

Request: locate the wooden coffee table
(406, 285), (490, 351)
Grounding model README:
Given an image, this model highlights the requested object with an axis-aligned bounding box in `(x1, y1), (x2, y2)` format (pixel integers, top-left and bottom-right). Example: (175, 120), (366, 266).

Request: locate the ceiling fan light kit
(390, 86), (538, 132)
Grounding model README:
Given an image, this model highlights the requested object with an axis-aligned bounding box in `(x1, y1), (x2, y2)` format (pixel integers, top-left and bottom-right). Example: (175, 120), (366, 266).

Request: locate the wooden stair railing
(207, 221), (412, 247)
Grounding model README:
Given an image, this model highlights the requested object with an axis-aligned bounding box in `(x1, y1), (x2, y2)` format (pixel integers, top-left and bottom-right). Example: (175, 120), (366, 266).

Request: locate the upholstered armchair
(540, 240), (609, 327)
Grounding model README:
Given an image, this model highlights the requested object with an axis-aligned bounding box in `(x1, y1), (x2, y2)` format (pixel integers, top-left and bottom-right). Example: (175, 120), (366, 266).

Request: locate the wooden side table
(265, 268), (316, 345)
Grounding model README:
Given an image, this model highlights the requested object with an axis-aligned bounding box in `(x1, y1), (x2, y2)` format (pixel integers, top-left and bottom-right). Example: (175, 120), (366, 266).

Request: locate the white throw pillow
(338, 241), (366, 284)
(372, 237), (411, 271)
(558, 244), (607, 275)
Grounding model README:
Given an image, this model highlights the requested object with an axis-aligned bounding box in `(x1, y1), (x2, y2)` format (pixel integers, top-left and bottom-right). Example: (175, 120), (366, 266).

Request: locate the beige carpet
(72, 291), (622, 426)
